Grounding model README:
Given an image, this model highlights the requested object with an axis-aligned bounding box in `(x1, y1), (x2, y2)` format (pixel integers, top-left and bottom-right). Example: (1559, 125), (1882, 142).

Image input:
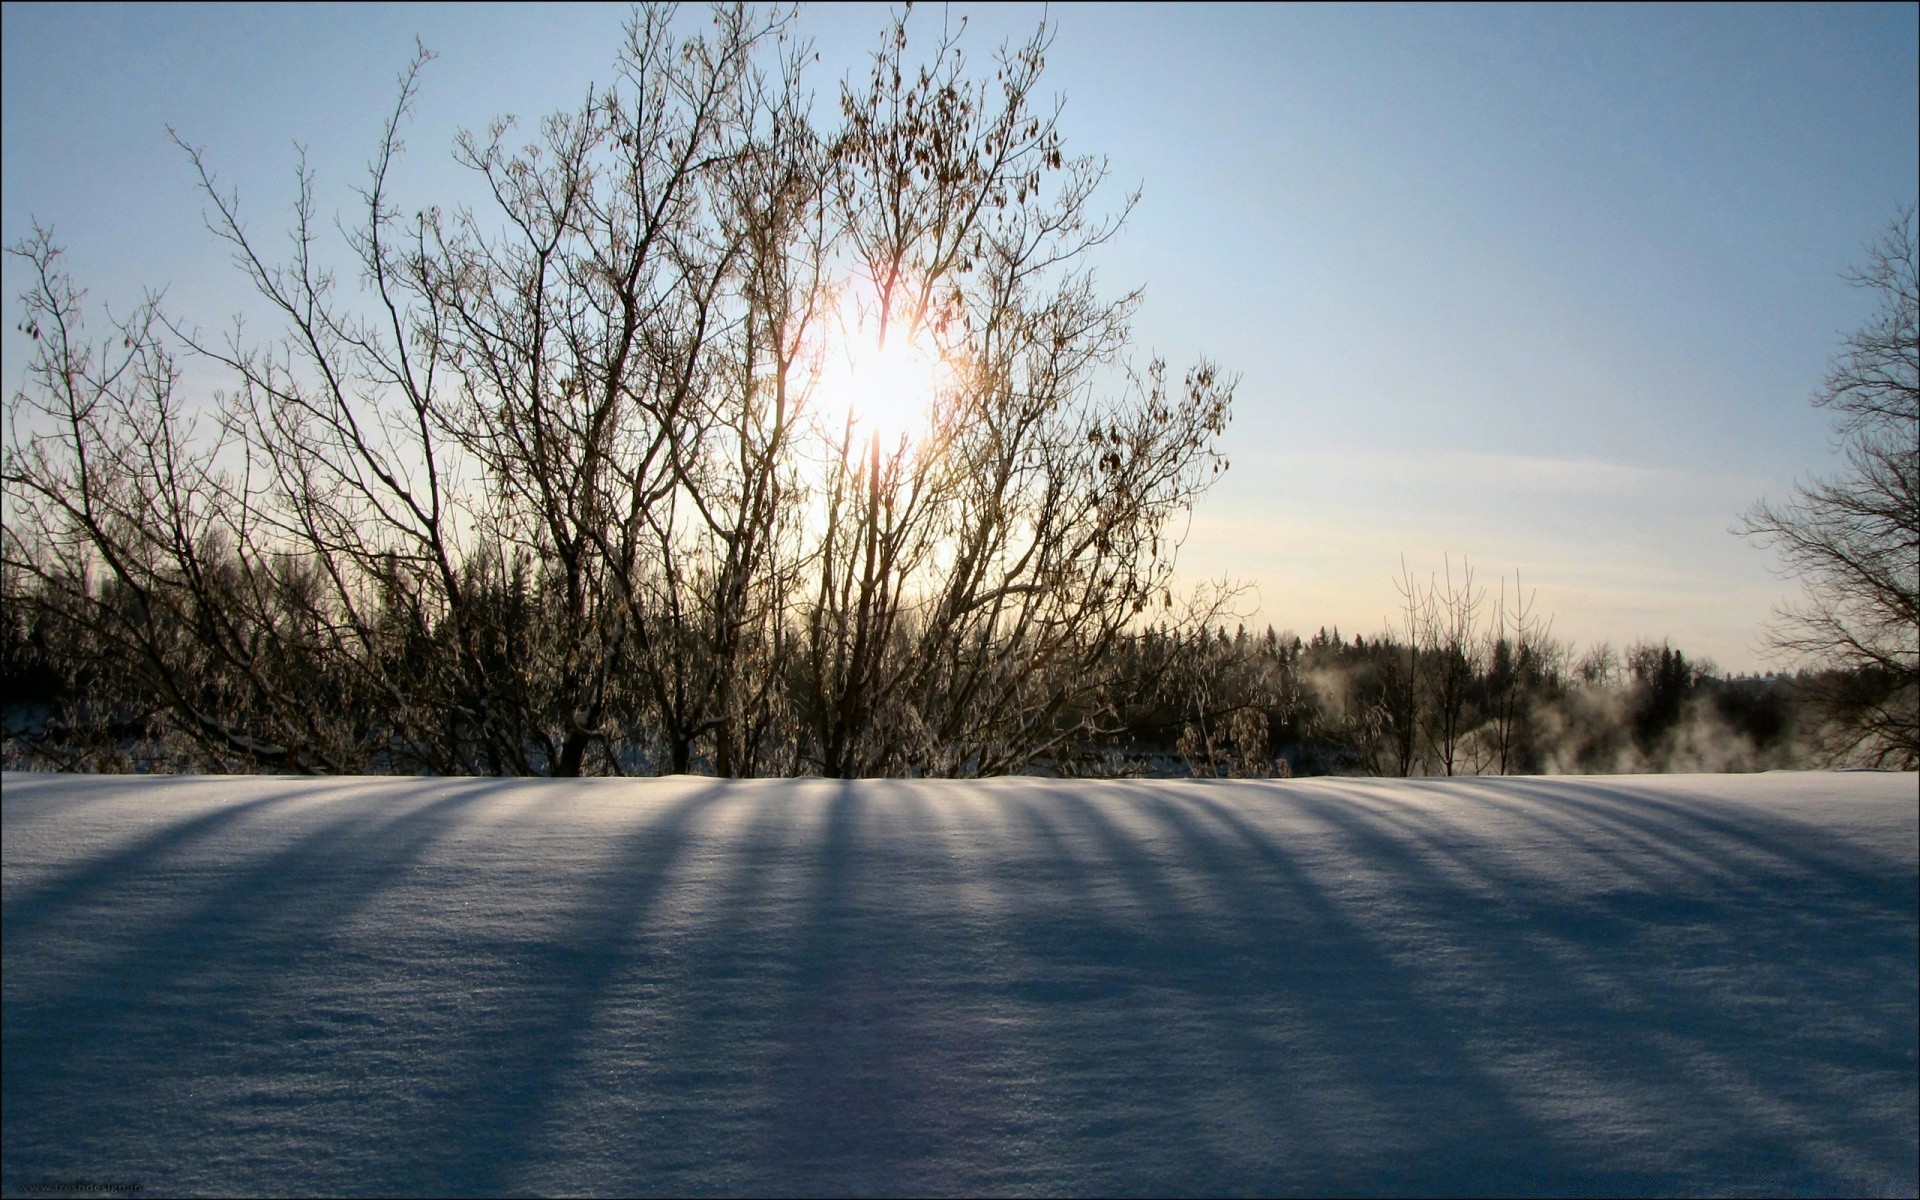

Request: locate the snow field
(3, 771), (1916, 1197)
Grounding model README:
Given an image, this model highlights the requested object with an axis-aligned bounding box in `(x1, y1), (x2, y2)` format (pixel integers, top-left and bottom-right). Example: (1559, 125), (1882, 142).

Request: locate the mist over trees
(1103, 563), (1815, 780)
(1741, 207), (1919, 770)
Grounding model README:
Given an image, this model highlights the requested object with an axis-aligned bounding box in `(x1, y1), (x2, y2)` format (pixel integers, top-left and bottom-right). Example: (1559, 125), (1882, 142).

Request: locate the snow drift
(4, 771), (1915, 1197)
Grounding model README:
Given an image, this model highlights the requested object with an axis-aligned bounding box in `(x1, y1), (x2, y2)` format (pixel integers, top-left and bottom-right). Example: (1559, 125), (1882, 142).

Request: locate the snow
(3, 771), (1915, 1198)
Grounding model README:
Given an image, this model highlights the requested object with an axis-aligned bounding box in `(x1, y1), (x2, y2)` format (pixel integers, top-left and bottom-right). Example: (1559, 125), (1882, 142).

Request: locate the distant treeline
(1102, 620), (1828, 779)
(0, 558), (1848, 777)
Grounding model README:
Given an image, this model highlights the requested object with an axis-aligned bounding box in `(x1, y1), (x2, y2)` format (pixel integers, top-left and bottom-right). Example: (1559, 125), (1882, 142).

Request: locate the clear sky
(4, 2), (1915, 671)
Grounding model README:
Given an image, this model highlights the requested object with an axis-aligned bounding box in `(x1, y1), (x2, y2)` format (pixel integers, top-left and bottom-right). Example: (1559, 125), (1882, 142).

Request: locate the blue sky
(4, 2), (1915, 670)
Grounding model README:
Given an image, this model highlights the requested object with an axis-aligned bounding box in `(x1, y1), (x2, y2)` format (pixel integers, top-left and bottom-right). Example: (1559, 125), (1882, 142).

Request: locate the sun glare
(809, 300), (951, 453)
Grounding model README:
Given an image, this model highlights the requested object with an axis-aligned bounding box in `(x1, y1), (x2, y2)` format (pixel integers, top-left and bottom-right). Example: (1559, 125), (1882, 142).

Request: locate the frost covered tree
(1741, 207), (1919, 768)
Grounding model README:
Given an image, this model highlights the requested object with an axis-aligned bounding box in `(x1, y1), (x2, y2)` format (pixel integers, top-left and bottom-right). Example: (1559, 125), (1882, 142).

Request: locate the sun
(808, 297), (951, 453)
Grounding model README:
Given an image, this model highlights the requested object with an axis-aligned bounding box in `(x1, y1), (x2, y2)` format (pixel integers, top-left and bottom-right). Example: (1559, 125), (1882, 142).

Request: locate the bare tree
(1418, 556), (1483, 776)
(1371, 557), (1425, 776)
(1480, 570), (1551, 774)
(5, 8), (823, 777)
(3, 4), (1235, 779)
(798, 11), (1233, 777)
(1741, 207), (1918, 768)
(4, 231), (357, 773)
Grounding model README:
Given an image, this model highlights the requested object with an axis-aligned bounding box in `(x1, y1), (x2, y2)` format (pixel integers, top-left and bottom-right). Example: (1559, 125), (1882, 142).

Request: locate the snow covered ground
(3, 771), (1915, 1198)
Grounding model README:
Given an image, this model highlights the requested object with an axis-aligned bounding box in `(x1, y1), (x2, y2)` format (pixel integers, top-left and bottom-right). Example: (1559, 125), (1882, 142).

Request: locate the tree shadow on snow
(2, 774), (1914, 1198)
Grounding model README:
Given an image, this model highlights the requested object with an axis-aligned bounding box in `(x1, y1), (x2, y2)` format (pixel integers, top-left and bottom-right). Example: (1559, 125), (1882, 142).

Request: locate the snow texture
(3, 771), (1916, 1198)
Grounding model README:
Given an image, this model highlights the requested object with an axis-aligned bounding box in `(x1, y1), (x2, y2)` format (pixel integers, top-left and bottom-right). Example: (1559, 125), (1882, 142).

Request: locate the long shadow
(1239, 785), (1720, 1187)
(1, 770), (186, 830)
(1197, 777), (1917, 1195)
(753, 779), (905, 1192)
(2, 777), (505, 1196)
(744, 779), (1021, 1196)
(1473, 779), (1919, 1157)
(3, 774), (317, 941)
(1487, 775), (1913, 891)
(628, 779), (819, 1193)
(363, 778), (734, 1197)
(1035, 781), (1587, 1194)
(3, 774), (1912, 1198)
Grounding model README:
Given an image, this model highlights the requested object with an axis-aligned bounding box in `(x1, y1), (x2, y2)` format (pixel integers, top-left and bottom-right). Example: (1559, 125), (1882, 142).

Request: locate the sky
(3, 2), (1915, 671)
